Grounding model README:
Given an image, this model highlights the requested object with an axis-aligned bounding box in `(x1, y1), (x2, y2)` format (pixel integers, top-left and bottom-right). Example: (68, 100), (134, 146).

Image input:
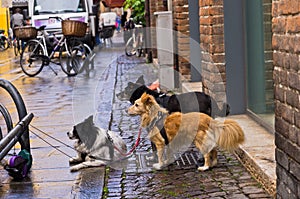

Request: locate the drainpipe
(145, 0), (152, 63)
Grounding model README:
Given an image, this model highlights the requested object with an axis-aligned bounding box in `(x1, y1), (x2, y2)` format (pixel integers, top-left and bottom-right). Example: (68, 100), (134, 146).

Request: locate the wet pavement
(0, 34), (272, 198)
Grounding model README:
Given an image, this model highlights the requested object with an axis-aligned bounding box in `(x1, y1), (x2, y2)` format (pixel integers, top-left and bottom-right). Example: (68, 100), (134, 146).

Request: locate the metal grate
(126, 150), (204, 173)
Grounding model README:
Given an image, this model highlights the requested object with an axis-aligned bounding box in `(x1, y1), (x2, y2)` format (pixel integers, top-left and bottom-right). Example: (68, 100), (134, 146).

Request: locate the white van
(28, 0), (96, 37)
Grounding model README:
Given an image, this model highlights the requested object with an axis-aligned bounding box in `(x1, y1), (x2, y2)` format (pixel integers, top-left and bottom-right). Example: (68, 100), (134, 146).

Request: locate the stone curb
(235, 147), (276, 197)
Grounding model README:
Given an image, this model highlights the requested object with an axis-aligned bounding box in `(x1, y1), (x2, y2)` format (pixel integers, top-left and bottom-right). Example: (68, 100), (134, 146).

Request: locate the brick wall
(172, 0), (190, 79)
(199, 0), (226, 104)
(272, 0), (300, 198)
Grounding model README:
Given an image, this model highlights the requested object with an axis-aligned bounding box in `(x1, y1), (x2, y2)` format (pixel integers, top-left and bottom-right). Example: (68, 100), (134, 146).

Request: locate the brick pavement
(97, 55), (272, 199)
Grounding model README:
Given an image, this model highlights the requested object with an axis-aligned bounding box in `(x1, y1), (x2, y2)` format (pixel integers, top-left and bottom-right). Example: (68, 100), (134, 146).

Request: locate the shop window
(245, 0), (274, 130)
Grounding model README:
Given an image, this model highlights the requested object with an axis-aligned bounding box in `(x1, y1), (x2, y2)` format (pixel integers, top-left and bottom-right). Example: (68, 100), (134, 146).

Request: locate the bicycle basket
(14, 27), (37, 39)
(62, 20), (87, 37)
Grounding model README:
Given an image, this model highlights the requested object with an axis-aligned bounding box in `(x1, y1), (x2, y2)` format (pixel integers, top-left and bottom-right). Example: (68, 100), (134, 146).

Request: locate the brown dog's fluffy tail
(212, 119), (245, 152)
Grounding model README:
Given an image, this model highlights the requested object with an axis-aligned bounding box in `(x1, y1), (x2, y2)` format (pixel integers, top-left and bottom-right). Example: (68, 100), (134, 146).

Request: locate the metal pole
(0, 79), (31, 153)
(144, 0), (152, 63)
(0, 113), (34, 161)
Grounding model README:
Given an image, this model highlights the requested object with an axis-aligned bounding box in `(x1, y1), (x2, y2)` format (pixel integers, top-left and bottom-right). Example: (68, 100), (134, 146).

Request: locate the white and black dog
(67, 115), (127, 172)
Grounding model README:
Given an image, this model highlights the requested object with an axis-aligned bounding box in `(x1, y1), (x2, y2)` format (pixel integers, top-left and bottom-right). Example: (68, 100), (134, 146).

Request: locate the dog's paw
(70, 165), (80, 172)
(153, 163), (163, 170)
(69, 157), (82, 164)
(197, 165), (210, 172)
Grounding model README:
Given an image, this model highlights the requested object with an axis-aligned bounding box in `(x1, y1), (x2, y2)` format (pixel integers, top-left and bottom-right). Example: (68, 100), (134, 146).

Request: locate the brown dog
(128, 93), (245, 171)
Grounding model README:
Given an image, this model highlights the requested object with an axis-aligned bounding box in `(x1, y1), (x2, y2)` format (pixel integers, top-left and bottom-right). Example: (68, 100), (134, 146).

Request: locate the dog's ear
(86, 115), (94, 124)
(141, 93), (153, 105)
(136, 75), (145, 84)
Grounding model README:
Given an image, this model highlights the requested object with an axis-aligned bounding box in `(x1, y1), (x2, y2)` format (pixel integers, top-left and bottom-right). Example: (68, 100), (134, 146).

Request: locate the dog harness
(146, 111), (169, 145)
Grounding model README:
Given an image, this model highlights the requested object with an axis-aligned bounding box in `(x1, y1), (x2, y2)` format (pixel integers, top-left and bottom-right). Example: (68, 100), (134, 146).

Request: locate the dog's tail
(212, 119), (245, 152)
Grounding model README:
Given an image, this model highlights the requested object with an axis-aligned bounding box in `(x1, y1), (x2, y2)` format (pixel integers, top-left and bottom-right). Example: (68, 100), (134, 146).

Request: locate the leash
(29, 125), (123, 165)
(29, 124), (74, 159)
(30, 124), (142, 159)
(107, 128), (142, 157)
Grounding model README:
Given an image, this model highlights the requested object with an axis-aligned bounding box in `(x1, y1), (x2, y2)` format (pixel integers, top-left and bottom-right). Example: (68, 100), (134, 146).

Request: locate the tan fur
(128, 93), (245, 171)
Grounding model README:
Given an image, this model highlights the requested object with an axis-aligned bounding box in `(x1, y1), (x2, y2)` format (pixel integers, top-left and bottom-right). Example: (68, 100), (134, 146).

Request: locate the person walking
(115, 13), (121, 33)
(11, 8), (25, 49)
(11, 8), (24, 28)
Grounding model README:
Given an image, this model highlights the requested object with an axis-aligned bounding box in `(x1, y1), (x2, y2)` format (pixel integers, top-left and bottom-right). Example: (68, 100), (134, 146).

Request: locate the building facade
(272, 0), (300, 198)
(148, 0), (299, 198)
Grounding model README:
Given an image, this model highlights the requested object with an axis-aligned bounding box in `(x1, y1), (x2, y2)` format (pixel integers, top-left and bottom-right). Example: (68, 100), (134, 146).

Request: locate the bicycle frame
(36, 31), (67, 60)
(125, 25), (144, 57)
(20, 22), (91, 77)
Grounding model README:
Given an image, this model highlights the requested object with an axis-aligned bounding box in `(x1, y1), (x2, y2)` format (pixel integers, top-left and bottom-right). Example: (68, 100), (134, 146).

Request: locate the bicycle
(20, 18), (89, 77)
(0, 29), (9, 51)
(125, 24), (144, 57)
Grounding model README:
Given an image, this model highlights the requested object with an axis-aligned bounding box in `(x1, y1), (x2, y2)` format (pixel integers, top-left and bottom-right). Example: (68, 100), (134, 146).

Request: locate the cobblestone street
(0, 43), (273, 198)
(100, 54), (272, 199)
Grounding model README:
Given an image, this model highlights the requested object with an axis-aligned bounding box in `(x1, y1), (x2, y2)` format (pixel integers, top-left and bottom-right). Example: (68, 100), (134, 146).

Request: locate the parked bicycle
(125, 24), (145, 57)
(0, 29), (9, 51)
(20, 18), (90, 77)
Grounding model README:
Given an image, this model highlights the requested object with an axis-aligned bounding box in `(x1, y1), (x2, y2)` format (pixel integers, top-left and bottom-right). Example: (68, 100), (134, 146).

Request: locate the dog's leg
(163, 145), (175, 165)
(211, 148), (218, 167)
(153, 148), (164, 170)
(197, 152), (212, 171)
(69, 152), (85, 164)
(70, 159), (106, 172)
(146, 142), (158, 161)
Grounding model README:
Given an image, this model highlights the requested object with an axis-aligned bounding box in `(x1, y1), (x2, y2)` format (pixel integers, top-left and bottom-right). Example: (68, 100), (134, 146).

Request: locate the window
(245, 0), (274, 129)
(34, 0), (86, 15)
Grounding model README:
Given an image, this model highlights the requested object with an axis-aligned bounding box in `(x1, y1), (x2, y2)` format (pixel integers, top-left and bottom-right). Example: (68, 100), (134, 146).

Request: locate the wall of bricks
(172, 0), (190, 79)
(272, 0), (300, 198)
(199, 0), (226, 104)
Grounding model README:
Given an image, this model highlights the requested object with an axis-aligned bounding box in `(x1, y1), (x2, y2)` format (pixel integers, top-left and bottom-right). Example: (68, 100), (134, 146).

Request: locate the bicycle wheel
(20, 40), (45, 77)
(59, 39), (86, 76)
(13, 39), (21, 56)
(0, 36), (9, 51)
(125, 37), (136, 56)
(136, 33), (145, 57)
(136, 41), (144, 57)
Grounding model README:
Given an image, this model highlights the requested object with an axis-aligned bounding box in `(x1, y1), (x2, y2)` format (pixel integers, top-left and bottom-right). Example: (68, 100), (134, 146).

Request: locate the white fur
(68, 115), (127, 172)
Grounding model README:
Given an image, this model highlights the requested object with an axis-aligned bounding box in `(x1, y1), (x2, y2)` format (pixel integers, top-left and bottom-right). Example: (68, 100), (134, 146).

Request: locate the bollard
(0, 113), (34, 161)
(0, 79), (31, 153)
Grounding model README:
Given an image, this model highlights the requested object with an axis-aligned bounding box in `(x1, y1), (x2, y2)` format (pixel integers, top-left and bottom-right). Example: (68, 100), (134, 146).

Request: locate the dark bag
(4, 149), (32, 180)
